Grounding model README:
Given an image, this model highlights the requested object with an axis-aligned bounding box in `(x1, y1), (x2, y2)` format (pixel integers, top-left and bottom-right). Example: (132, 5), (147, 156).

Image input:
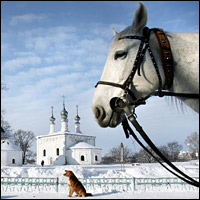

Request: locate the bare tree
(159, 142), (182, 162)
(26, 151), (37, 164)
(184, 132), (199, 159)
(14, 129), (35, 164)
(102, 144), (134, 164)
(132, 142), (182, 163)
(134, 146), (158, 163)
(1, 112), (13, 134)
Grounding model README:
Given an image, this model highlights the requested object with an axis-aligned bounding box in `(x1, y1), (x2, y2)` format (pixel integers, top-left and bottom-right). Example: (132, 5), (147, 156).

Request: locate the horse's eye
(114, 50), (127, 60)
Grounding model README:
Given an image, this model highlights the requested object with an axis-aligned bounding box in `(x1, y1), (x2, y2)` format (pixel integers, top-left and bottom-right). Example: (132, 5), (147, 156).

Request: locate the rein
(114, 97), (199, 187)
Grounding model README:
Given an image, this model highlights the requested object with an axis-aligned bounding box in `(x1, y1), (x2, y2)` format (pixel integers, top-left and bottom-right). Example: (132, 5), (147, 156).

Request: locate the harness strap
(152, 28), (173, 90)
(95, 81), (137, 100)
(95, 81), (125, 90)
(153, 90), (200, 98)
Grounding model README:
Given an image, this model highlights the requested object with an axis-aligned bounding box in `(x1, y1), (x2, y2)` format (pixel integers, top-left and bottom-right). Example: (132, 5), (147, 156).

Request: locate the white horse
(92, 2), (199, 128)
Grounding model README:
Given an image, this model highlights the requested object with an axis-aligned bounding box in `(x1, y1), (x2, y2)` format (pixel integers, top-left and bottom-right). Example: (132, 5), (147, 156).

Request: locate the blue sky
(1, 1), (199, 155)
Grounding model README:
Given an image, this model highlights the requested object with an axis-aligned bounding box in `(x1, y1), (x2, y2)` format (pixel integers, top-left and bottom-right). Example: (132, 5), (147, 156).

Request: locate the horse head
(92, 3), (167, 128)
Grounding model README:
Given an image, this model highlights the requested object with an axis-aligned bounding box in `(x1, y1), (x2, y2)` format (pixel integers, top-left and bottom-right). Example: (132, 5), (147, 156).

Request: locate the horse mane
(165, 96), (189, 114)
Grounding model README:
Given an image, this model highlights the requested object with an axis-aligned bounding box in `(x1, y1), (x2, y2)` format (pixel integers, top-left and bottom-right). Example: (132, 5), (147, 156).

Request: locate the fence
(1, 176), (199, 193)
(1, 177), (59, 193)
(134, 177), (199, 191)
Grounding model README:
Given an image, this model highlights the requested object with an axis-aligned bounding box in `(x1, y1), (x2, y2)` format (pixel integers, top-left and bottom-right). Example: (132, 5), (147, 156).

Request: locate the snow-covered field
(1, 161), (199, 199)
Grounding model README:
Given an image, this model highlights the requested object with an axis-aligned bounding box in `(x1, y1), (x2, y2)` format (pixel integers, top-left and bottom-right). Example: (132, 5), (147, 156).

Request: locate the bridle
(95, 27), (199, 106)
(95, 27), (199, 187)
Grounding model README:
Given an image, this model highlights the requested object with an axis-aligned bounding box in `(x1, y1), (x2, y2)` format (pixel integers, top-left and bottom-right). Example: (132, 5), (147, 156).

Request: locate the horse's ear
(132, 2), (147, 33)
(112, 28), (118, 36)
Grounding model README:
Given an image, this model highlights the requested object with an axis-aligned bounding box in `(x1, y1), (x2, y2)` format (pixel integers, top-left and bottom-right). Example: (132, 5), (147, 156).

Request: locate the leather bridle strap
(152, 28), (173, 90)
(95, 81), (137, 100)
(95, 27), (163, 101)
(95, 27), (199, 102)
(95, 29), (150, 101)
(152, 90), (199, 98)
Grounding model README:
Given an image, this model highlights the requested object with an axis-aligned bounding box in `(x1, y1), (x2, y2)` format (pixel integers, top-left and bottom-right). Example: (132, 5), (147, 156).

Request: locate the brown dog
(63, 170), (92, 197)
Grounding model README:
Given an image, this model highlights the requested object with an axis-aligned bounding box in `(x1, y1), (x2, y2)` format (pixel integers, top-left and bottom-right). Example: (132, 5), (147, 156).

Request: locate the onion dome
(60, 95), (68, 118)
(74, 105), (80, 122)
(49, 106), (56, 123)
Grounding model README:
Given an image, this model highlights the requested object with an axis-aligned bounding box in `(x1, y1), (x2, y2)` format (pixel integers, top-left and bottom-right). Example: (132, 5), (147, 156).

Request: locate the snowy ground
(1, 191), (199, 199)
(1, 161), (199, 199)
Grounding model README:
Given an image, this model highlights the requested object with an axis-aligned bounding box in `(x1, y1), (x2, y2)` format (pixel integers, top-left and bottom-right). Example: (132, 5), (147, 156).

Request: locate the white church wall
(1, 151), (8, 166)
(1, 151), (22, 166)
(37, 134), (66, 165)
(66, 150), (78, 165)
(66, 148), (101, 165)
(66, 134), (95, 147)
(91, 149), (102, 164)
(66, 149), (92, 165)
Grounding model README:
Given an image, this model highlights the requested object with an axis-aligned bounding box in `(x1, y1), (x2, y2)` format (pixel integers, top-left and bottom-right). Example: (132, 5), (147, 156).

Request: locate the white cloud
(164, 19), (185, 26)
(2, 56), (42, 72)
(10, 14), (47, 25)
(23, 26), (77, 53)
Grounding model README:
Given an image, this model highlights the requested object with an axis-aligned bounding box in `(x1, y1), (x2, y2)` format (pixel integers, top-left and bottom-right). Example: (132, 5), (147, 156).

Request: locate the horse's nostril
(95, 106), (106, 121)
(95, 107), (100, 118)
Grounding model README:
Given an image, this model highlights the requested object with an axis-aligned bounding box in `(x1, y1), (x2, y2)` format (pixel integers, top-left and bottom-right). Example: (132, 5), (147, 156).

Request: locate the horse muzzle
(93, 104), (122, 128)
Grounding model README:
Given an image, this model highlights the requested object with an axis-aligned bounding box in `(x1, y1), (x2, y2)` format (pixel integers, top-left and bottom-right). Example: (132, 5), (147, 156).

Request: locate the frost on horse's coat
(92, 2), (199, 128)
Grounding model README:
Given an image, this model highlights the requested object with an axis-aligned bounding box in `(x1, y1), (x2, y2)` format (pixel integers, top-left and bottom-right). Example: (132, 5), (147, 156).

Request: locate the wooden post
(120, 143), (124, 171)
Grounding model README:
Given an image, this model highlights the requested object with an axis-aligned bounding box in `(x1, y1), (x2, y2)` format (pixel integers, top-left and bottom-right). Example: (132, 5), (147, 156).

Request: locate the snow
(1, 161), (199, 199)
(68, 142), (100, 149)
(1, 139), (21, 151)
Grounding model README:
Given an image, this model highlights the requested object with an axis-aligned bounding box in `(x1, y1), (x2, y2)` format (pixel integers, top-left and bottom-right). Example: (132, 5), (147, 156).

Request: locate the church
(36, 98), (102, 165)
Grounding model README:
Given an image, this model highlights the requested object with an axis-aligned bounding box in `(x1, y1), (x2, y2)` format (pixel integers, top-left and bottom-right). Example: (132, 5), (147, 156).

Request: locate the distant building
(36, 97), (102, 165)
(1, 128), (23, 166)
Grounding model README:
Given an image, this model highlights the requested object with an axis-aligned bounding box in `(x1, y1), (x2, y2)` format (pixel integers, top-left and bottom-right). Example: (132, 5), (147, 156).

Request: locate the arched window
(81, 155), (85, 161)
(56, 148), (59, 156)
(43, 149), (46, 157)
(12, 159), (15, 164)
(95, 155), (98, 161)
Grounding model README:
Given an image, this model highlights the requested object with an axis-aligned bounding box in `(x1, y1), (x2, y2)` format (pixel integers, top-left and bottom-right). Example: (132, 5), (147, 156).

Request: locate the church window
(81, 155), (85, 161)
(56, 148), (59, 156)
(95, 155), (98, 161)
(12, 159), (15, 164)
(43, 149), (46, 157)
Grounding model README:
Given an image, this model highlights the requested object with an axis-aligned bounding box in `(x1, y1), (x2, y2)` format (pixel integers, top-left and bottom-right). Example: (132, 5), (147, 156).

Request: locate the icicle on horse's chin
(92, 2), (199, 128)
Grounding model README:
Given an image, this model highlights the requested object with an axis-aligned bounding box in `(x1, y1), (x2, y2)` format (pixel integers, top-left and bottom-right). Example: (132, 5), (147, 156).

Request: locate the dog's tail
(86, 193), (92, 196)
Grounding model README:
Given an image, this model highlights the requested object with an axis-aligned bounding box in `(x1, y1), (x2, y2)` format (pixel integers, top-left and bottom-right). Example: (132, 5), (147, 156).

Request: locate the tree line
(101, 132), (199, 164)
